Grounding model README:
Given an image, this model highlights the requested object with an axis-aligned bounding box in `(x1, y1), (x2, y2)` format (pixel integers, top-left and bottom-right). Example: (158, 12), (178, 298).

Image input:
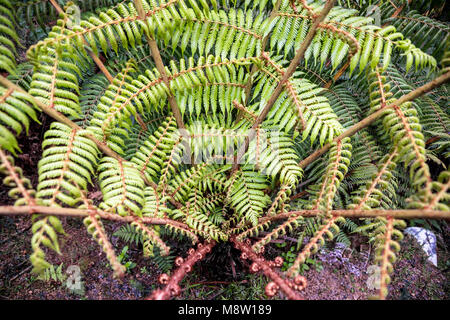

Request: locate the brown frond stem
(231, 236), (304, 300)
(317, 23), (359, 89)
(232, 100), (257, 121)
(0, 149), (36, 206)
(147, 241), (216, 300)
(354, 147), (399, 210)
(324, 60), (350, 88)
(232, 0), (336, 172)
(297, 0), (318, 16)
(318, 23), (360, 59)
(77, 182), (127, 278)
(256, 209), (450, 225)
(0, 205), (191, 228)
(242, 0), (282, 108)
(133, 0), (185, 130)
(85, 210), (126, 278)
(298, 71), (450, 169)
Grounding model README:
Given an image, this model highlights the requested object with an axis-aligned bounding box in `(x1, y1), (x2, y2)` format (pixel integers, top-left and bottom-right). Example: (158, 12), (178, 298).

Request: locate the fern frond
(83, 211), (126, 277)
(0, 0), (20, 74)
(113, 223), (143, 245)
(0, 148), (37, 206)
(368, 68), (433, 201)
(131, 116), (179, 183)
(226, 167), (271, 226)
(349, 147), (399, 210)
(37, 122), (99, 207)
(0, 85), (39, 155)
(252, 213), (304, 253)
(30, 214), (66, 274)
(287, 215), (345, 277)
(98, 156), (145, 216)
(29, 47), (91, 119)
(171, 7), (266, 59)
(308, 137), (352, 212)
(273, 1), (436, 73)
(247, 127), (303, 187)
(372, 217), (406, 299)
(132, 219), (170, 256)
(174, 189), (228, 241)
(383, 9), (449, 60)
(251, 60), (344, 143)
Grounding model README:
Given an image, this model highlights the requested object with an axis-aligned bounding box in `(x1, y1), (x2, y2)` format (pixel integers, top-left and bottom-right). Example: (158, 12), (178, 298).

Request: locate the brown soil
(1, 214), (447, 300)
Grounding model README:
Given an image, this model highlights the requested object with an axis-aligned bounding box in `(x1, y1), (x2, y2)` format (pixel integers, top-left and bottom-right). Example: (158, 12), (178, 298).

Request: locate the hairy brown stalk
(0, 205), (191, 228)
(324, 60), (350, 88)
(298, 71), (450, 169)
(232, 100), (257, 121)
(231, 236), (304, 300)
(76, 185), (126, 278)
(147, 241), (216, 300)
(86, 210), (126, 278)
(256, 209), (450, 222)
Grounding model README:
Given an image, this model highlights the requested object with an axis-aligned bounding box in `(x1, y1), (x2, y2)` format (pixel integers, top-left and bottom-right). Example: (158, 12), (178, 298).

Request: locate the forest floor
(0, 118), (448, 300)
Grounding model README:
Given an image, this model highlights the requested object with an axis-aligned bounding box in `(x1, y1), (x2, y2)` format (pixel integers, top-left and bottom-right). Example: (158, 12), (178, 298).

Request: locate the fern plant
(0, 0), (449, 300)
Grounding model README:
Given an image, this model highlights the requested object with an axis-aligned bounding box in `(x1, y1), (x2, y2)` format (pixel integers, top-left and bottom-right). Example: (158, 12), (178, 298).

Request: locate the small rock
(404, 227), (437, 266)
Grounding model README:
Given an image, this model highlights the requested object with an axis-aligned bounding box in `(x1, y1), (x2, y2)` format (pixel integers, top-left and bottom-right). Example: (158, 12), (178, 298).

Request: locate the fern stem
(298, 71), (450, 169)
(257, 209), (450, 222)
(133, 0), (185, 130)
(0, 205), (191, 228)
(242, 0), (282, 106)
(232, 0), (336, 172)
(147, 241), (216, 300)
(231, 236), (303, 300)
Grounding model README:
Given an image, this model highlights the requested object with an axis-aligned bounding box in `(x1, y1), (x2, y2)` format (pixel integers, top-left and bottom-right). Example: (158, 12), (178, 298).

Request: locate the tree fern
(0, 0), (448, 301)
